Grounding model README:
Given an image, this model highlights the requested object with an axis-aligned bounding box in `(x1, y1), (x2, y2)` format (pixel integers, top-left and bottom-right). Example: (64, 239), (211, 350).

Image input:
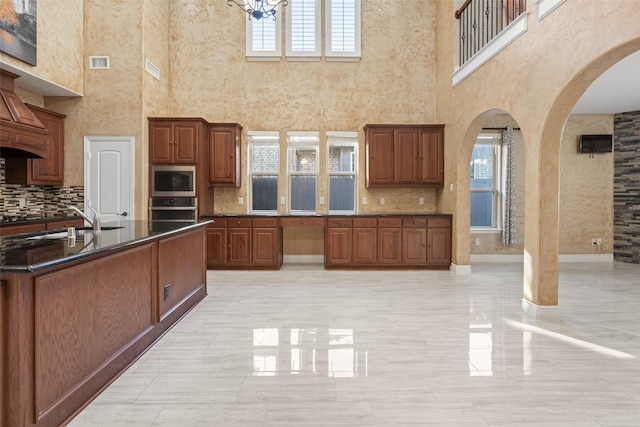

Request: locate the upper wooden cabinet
(365, 124), (444, 188)
(4, 105), (65, 185)
(149, 118), (206, 164)
(208, 124), (242, 187)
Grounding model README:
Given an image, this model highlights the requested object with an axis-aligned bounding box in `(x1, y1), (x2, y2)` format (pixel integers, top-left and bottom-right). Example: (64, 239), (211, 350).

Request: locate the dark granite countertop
(0, 220), (211, 273)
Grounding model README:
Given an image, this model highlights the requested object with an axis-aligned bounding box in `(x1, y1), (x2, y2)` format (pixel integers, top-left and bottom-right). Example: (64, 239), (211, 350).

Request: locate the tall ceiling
(571, 50), (640, 114)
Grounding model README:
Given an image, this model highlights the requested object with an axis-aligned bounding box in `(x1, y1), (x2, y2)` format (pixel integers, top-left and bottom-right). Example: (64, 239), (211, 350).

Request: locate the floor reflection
(252, 327), (368, 377)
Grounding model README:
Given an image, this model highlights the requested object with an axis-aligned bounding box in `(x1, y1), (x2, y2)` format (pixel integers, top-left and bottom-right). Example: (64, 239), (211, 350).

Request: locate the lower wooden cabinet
(325, 215), (451, 269)
(206, 217), (282, 269)
(206, 215), (451, 270)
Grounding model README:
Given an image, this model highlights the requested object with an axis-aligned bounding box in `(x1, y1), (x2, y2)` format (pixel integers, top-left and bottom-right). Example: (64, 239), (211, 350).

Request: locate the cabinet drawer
(353, 218), (376, 227)
(403, 218), (427, 228)
(253, 218), (278, 227)
(327, 217), (352, 227)
(280, 217), (325, 226)
(228, 218), (252, 227)
(377, 217), (402, 227)
(428, 217), (451, 228)
(207, 218), (227, 227)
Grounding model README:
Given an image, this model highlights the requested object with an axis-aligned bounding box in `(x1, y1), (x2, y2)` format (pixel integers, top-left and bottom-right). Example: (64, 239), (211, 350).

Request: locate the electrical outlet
(362, 197), (368, 205)
(238, 197), (244, 205)
(319, 196), (325, 205)
(474, 238), (480, 246)
(280, 197), (286, 205)
(450, 183), (454, 192)
(419, 197), (424, 205)
(19, 197), (26, 207)
(163, 284), (170, 301)
(597, 238), (603, 245)
(380, 197), (385, 205)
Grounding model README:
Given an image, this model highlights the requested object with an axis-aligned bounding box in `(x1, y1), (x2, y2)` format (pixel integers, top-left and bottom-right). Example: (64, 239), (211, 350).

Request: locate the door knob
(118, 211), (128, 217)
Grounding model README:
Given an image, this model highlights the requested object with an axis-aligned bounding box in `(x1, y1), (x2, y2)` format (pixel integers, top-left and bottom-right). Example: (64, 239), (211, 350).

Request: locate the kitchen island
(0, 220), (210, 427)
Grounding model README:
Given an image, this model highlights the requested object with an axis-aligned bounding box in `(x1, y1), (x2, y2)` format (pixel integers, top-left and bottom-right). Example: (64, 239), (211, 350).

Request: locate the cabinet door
(427, 227), (452, 265)
(209, 126), (240, 186)
(149, 122), (174, 164)
(393, 128), (419, 184)
(29, 106), (65, 185)
(419, 127), (444, 186)
(377, 227), (402, 264)
(326, 227), (352, 265)
(353, 227), (377, 264)
(366, 127), (394, 187)
(206, 227), (227, 266)
(253, 227), (278, 265)
(402, 228), (427, 265)
(228, 227), (252, 265)
(173, 122), (199, 163)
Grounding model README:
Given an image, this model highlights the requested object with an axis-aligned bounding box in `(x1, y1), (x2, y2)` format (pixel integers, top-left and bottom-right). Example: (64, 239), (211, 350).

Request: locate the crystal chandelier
(227, 0), (288, 21)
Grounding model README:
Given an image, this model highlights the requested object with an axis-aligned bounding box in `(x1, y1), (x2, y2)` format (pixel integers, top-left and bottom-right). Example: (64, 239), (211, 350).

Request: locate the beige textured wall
(470, 114), (614, 256)
(559, 115), (614, 254)
(0, 0), (84, 93)
(435, 1), (640, 268)
(168, 0), (440, 254)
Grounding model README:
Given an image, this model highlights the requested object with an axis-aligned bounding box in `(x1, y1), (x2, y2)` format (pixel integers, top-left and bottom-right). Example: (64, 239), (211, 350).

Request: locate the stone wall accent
(613, 110), (640, 264)
(0, 159), (84, 219)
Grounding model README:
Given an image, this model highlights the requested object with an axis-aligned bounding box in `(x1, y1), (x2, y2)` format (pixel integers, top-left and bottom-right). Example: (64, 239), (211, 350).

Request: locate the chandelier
(227, 0), (288, 21)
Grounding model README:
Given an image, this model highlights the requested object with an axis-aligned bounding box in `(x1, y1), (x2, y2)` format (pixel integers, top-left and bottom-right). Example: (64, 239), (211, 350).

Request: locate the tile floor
(69, 261), (640, 426)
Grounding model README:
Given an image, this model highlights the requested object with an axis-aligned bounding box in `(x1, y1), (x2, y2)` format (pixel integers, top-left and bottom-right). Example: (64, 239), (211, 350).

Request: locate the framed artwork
(0, 0), (37, 66)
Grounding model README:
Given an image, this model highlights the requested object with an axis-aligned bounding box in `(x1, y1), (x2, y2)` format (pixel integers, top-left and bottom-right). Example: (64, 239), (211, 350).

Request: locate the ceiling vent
(89, 56), (110, 69)
(145, 59), (160, 80)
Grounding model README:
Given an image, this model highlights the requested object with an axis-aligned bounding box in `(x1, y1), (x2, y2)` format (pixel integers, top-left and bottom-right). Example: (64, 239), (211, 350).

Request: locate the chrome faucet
(68, 205), (101, 234)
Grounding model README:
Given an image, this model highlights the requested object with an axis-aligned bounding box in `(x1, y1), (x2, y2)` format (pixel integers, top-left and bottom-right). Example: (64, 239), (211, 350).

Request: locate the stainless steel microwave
(151, 165), (196, 197)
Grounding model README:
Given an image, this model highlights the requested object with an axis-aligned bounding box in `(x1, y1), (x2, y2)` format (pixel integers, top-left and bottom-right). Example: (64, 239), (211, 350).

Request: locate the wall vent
(89, 56), (110, 69)
(145, 59), (160, 80)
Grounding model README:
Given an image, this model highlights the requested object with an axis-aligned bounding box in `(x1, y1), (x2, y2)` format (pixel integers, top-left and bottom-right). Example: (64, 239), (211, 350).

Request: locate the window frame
(287, 132), (319, 214)
(327, 131), (358, 214)
(325, 0), (361, 61)
(246, 13), (282, 61)
(248, 131), (281, 214)
(470, 133), (502, 231)
(286, 0), (321, 61)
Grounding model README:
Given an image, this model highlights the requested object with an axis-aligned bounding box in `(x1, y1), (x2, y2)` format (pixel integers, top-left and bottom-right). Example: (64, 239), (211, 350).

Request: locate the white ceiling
(571, 50), (640, 114)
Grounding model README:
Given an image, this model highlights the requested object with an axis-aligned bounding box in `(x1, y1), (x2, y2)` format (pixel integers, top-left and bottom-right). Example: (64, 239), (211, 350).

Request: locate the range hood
(0, 69), (50, 158)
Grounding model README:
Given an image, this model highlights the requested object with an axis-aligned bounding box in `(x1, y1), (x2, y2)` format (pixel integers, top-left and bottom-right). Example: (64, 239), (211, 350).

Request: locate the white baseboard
(283, 255), (324, 264)
(450, 264), (472, 275)
(471, 254), (613, 263)
(522, 298), (560, 321)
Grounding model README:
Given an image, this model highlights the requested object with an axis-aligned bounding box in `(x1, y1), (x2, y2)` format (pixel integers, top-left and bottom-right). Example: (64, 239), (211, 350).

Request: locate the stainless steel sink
(75, 226), (124, 231)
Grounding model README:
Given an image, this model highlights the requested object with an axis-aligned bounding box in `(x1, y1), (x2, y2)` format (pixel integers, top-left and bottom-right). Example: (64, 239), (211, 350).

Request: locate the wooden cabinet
(209, 123), (241, 187)
(352, 218), (377, 265)
(326, 217), (353, 265)
(365, 124), (445, 188)
(427, 217), (452, 265)
(149, 118), (206, 164)
(4, 105), (65, 185)
(206, 217), (281, 269)
(227, 218), (252, 265)
(402, 218), (427, 265)
(252, 218), (281, 266)
(377, 217), (402, 264)
(0, 222), (45, 236)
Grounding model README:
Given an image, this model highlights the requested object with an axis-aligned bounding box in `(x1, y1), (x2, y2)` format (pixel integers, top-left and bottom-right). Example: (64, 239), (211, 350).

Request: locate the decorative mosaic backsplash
(0, 158), (84, 219)
(613, 110), (640, 264)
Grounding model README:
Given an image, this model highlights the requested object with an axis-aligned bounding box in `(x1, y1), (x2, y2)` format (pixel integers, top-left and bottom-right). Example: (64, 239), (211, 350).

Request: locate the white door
(84, 136), (134, 225)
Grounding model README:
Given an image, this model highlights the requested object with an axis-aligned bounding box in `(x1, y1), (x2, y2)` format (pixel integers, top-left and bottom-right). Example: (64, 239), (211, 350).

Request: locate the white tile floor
(69, 261), (640, 426)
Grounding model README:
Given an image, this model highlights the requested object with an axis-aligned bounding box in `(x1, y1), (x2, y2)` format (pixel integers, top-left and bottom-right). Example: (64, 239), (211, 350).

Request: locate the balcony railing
(456, 0), (527, 66)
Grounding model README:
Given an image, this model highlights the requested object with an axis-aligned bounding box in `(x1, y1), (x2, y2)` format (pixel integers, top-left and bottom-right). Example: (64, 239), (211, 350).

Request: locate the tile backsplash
(0, 158), (84, 219)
